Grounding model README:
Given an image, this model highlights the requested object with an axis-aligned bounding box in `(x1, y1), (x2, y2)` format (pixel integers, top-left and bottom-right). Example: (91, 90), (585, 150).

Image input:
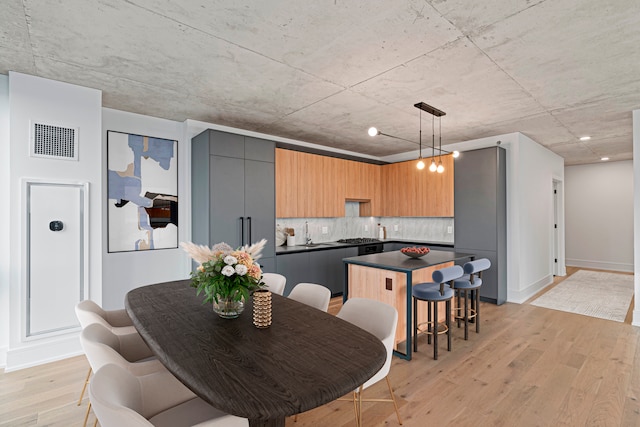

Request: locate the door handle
(239, 217), (245, 246)
(247, 217), (252, 244)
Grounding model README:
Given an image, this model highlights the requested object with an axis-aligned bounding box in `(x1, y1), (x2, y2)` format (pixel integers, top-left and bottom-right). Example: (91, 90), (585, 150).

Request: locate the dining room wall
(5, 72), (102, 371)
(565, 160), (633, 272)
(101, 108), (191, 309)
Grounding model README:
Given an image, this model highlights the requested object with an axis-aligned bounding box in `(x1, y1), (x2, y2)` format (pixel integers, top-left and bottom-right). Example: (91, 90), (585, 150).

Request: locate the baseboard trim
(566, 259), (633, 273)
(507, 274), (554, 304)
(0, 345), (7, 369)
(5, 333), (83, 372)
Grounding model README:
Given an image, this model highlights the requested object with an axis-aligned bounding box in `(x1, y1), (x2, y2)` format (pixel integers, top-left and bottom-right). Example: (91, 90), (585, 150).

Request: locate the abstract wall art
(107, 130), (178, 252)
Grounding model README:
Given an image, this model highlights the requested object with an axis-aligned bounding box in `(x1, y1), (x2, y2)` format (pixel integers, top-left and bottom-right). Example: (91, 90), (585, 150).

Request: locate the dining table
(125, 279), (386, 427)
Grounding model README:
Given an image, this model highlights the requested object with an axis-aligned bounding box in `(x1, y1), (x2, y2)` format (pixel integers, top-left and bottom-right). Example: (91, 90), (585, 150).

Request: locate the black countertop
(276, 239), (454, 255)
(343, 249), (475, 272)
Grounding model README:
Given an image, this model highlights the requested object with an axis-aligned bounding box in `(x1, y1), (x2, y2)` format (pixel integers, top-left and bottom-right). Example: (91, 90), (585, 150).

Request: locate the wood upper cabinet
(296, 151), (324, 218)
(322, 156), (346, 217)
(276, 149), (343, 218)
(381, 154), (454, 217)
(275, 148), (298, 217)
(276, 148), (453, 218)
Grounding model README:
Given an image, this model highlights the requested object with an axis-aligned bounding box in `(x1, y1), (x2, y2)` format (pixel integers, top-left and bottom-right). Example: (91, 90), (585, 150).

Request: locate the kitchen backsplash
(276, 214), (454, 245)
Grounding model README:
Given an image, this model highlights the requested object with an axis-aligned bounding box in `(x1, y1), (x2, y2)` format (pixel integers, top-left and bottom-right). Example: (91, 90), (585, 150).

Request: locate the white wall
(513, 134), (565, 300)
(0, 74), (10, 366)
(6, 72), (102, 370)
(565, 160), (633, 272)
(633, 109), (640, 327)
(101, 109), (190, 309)
(442, 132), (565, 303)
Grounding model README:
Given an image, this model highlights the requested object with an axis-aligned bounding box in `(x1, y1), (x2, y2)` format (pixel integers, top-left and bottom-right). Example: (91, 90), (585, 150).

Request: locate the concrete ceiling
(2, 0), (639, 165)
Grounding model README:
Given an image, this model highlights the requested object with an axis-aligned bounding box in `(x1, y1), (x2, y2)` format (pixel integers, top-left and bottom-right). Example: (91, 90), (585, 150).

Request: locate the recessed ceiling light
(601, 157), (609, 161)
(579, 136), (591, 141)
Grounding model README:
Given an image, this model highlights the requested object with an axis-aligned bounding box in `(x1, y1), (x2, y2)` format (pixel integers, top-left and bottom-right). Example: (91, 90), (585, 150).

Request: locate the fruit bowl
(400, 246), (430, 258)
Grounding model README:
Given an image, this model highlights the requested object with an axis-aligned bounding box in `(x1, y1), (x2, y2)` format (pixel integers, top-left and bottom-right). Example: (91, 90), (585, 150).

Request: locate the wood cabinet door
(381, 156), (454, 217)
(322, 156), (345, 217)
(296, 151), (323, 217)
(275, 149), (298, 218)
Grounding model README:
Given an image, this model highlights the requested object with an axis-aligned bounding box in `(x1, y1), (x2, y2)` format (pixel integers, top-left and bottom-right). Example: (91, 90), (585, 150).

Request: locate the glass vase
(212, 296), (244, 319)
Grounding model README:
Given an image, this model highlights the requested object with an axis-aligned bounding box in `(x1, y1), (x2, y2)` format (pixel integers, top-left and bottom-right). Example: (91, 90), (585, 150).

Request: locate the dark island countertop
(343, 249), (475, 273)
(276, 239), (454, 255)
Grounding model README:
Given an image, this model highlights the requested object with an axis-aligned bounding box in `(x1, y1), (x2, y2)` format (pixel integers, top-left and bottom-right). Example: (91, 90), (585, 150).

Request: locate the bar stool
(452, 258), (491, 340)
(412, 265), (464, 360)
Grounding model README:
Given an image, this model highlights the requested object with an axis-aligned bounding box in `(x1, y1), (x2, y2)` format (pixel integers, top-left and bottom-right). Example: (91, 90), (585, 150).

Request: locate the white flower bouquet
(181, 239), (266, 305)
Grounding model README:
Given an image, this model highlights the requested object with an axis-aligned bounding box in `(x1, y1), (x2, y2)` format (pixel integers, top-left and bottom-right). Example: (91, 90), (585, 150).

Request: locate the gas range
(337, 238), (381, 244)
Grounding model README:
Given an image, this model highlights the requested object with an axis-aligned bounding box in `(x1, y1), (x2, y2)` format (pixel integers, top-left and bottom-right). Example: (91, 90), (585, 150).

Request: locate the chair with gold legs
(336, 298), (402, 426)
(75, 300), (145, 427)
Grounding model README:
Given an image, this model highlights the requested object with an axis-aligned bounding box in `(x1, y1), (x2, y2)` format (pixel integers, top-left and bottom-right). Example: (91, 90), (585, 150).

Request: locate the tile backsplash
(276, 215), (454, 246)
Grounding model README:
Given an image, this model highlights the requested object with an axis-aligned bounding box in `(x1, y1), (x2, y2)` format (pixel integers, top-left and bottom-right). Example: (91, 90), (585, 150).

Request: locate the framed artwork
(107, 130), (178, 252)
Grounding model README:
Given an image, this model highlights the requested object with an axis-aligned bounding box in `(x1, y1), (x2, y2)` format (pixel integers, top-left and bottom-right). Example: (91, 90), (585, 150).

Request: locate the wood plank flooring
(1, 268), (637, 426)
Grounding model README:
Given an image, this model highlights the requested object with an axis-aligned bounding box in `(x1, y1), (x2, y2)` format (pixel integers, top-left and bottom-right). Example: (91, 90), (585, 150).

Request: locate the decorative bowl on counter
(400, 246), (430, 258)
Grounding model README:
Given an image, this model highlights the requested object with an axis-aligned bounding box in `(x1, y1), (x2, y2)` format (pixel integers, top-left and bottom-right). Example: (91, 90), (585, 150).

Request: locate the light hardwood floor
(2, 268), (638, 426)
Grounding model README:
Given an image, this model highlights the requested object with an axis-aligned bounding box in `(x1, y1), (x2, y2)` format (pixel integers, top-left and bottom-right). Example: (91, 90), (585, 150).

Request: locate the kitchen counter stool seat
(452, 258), (491, 340)
(412, 265), (463, 360)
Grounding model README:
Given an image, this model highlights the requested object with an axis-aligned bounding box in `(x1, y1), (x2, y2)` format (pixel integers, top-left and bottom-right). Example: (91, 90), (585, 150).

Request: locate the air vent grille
(31, 122), (78, 160)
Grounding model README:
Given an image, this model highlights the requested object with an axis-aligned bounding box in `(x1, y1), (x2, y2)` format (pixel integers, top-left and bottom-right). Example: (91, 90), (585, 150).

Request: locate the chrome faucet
(305, 221), (312, 245)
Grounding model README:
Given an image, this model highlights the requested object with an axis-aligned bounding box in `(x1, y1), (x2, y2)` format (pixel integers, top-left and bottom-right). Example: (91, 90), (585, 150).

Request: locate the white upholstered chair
(261, 273), (286, 296)
(75, 300), (137, 334)
(89, 363), (248, 427)
(287, 283), (331, 312)
(75, 300), (143, 426)
(337, 298), (402, 426)
(80, 323), (165, 427)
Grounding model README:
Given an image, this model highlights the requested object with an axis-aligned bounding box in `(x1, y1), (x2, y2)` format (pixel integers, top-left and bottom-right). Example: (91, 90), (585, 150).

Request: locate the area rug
(530, 270), (634, 322)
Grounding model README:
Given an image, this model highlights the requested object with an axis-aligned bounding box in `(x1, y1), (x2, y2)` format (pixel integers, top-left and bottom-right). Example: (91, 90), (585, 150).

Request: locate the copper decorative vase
(253, 290), (272, 328)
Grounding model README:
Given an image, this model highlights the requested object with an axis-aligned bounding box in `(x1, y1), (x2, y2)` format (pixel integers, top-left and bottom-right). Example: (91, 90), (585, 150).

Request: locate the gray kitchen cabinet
(192, 130), (275, 272)
(310, 247), (357, 296)
(277, 247), (358, 297)
(276, 252), (309, 295)
(454, 146), (506, 304)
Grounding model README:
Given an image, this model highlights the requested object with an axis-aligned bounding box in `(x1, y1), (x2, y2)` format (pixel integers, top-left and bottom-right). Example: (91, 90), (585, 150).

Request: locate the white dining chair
(75, 300), (142, 427)
(287, 283), (331, 312)
(261, 273), (286, 296)
(337, 298), (402, 426)
(80, 323), (166, 427)
(89, 363), (248, 427)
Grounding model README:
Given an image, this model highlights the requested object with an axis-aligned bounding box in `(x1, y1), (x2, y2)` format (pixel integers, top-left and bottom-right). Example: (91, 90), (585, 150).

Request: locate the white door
(28, 182), (86, 336)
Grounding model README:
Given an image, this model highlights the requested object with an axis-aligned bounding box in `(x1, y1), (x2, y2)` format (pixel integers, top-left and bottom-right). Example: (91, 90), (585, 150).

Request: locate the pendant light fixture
(367, 102), (453, 171)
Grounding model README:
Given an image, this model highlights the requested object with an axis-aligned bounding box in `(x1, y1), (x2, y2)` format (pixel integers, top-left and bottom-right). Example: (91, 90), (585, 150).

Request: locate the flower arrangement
(181, 239), (266, 316)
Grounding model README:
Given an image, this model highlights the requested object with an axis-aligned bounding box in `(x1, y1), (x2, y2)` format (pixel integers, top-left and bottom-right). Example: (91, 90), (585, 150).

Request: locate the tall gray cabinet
(191, 130), (276, 272)
(454, 146), (507, 304)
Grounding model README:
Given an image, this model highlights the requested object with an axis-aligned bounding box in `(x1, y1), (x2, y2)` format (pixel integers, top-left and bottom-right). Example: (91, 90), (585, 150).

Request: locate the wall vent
(31, 122), (78, 160)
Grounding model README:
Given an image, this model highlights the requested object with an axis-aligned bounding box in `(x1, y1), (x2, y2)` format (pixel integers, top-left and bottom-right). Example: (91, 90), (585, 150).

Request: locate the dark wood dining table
(125, 280), (386, 427)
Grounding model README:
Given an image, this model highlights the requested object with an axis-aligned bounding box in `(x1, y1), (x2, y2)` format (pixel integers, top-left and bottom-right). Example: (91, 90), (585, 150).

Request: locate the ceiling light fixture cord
(419, 109), (422, 159)
(439, 116), (442, 159)
(432, 114), (435, 158)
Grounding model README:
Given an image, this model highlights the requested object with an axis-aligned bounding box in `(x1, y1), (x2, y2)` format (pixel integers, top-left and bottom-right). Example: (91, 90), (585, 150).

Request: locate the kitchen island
(343, 249), (474, 360)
